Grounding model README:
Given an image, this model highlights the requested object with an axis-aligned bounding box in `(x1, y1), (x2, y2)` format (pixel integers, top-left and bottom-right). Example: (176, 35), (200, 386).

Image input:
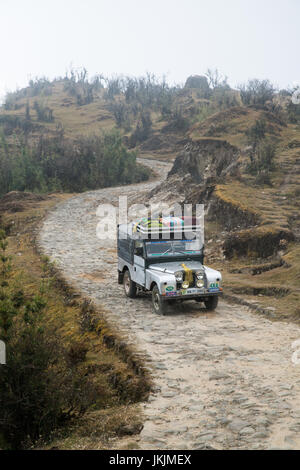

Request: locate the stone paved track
(39, 158), (300, 449)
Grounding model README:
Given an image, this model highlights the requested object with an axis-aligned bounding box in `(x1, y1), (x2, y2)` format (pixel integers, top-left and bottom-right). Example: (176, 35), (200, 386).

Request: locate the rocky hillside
(1, 72), (300, 319)
(0, 72), (241, 160)
(149, 100), (300, 320)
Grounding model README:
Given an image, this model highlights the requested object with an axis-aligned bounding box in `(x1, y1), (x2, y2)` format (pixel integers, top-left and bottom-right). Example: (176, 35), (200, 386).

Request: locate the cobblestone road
(39, 158), (300, 449)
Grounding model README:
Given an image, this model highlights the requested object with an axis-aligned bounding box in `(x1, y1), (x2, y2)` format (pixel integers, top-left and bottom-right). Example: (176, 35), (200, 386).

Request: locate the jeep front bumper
(162, 287), (223, 300)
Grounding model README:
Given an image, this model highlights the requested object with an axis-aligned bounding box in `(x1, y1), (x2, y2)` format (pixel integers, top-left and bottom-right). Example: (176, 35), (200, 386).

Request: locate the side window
(134, 241), (144, 257)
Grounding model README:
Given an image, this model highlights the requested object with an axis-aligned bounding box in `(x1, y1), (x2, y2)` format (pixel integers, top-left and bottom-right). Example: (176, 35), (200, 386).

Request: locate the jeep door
(132, 241), (146, 286)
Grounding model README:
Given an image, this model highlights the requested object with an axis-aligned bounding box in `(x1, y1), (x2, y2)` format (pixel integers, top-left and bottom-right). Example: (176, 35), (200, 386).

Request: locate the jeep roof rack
(119, 216), (203, 239)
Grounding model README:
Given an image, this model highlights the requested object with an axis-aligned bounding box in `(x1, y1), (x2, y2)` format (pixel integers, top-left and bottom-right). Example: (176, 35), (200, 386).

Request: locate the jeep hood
(148, 260), (204, 274)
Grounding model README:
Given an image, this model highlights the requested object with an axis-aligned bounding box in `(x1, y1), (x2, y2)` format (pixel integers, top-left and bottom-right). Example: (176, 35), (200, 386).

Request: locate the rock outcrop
(168, 139), (239, 184)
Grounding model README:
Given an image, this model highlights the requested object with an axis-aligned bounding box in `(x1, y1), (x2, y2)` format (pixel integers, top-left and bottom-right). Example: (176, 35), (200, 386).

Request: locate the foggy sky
(0, 0), (299, 99)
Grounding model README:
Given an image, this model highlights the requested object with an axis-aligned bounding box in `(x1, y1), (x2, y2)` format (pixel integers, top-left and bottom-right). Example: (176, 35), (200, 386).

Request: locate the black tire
(123, 270), (137, 298)
(204, 296), (218, 311)
(152, 285), (167, 315)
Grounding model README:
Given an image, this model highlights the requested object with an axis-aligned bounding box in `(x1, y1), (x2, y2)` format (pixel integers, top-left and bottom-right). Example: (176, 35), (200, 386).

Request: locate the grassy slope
(0, 81), (208, 161)
(2, 82), (115, 138)
(0, 197), (150, 449)
(190, 106), (300, 320)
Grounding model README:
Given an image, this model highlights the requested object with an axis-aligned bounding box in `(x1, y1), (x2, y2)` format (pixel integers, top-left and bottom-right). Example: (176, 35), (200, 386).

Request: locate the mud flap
(118, 270), (124, 284)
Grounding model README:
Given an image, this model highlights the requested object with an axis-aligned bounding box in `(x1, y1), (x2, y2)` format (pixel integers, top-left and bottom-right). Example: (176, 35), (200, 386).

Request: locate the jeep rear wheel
(152, 285), (167, 315)
(204, 296), (218, 311)
(123, 270), (137, 298)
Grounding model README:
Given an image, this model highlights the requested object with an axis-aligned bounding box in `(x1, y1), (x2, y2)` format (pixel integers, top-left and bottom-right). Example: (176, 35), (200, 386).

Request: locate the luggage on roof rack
(132, 216), (202, 237)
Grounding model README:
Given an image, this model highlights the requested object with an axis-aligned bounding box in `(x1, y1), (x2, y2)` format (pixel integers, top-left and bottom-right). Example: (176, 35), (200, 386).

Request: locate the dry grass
(43, 405), (144, 450)
(189, 106), (284, 147)
(2, 82), (116, 138)
(201, 110), (300, 321)
(0, 194), (150, 449)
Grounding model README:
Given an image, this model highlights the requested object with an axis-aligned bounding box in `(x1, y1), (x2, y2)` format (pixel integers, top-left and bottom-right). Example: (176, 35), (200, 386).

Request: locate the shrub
(63, 68), (104, 105)
(3, 78), (53, 109)
(104, 74), (180, 119)
(205, 68), (229, 89)
(25, 102), (31, 121)
(211, 88), (239, 109)
(0, 130), (150, 195)
(287, 98), (300, 123)
(245, 119), (266, 145)
(129, 110), (152, 147)
(245, 119), (267, 167)
(246, 139), (277, 183)
(257, 139), (277, 172)
(162, 106), (189, 132)
(238, 79), (275, 106)
(33, 101), (54, 122)
(254, 171), (272, 186)
(0, 115), (34, 136)
(109, 101), (132, 129)
(105, 77), (122, 101)
(66, 341), (88, 367)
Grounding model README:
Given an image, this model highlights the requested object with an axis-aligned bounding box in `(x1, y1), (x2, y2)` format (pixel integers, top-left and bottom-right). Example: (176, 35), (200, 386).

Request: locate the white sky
(0, 0), (299, 99)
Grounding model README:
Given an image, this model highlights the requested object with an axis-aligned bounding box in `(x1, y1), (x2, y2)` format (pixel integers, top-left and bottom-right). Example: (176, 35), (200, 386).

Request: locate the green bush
(246, 139), (277, 184)
(162, 106), (189, 133)
(33, 101), (54, 122)
(245, 119), (266, 145)
(129, 110), (152, 147)
(0, 129), (150, 195)
(0, 115), (34, 136)
(257, 139), (277, 172)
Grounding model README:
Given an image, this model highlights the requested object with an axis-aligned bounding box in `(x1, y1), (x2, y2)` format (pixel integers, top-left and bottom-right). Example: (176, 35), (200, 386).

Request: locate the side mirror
(135, 247), (143, 257)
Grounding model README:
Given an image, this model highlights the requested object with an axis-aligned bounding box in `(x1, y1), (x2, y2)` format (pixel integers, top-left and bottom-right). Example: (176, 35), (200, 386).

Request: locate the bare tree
(205, 68), (228, 89)
(238, 79), (275, 106)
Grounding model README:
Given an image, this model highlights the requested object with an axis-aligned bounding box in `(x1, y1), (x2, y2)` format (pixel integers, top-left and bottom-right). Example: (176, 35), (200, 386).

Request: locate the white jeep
(117, 218), (222, 315)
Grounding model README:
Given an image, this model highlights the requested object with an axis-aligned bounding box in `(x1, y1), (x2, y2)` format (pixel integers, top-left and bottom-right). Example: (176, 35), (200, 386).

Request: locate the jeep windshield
(145, 239), (202, 258)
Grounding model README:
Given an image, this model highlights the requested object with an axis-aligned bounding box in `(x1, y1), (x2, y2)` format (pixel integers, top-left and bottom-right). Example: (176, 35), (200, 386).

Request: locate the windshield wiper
(161, 247), (173, 256)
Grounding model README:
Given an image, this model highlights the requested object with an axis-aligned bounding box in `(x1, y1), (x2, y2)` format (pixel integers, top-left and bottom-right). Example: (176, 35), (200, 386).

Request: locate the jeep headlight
(182, 280), (189, 289)
(196, 279), (204, 288)
(175, 271), (183, 282)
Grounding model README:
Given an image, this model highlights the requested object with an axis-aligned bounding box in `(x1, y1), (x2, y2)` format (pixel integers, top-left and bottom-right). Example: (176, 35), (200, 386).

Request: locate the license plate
(181, 288), (204, 295)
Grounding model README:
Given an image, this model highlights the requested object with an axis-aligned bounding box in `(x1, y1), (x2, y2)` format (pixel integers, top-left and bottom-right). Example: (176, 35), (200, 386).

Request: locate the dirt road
(39, 158), (300, 449)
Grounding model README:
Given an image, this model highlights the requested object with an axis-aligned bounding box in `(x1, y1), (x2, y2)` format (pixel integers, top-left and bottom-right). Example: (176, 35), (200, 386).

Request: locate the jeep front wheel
(123, 270), (137, 298)
(204, 296), (218, 311)
(152, 285), (167, 315)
